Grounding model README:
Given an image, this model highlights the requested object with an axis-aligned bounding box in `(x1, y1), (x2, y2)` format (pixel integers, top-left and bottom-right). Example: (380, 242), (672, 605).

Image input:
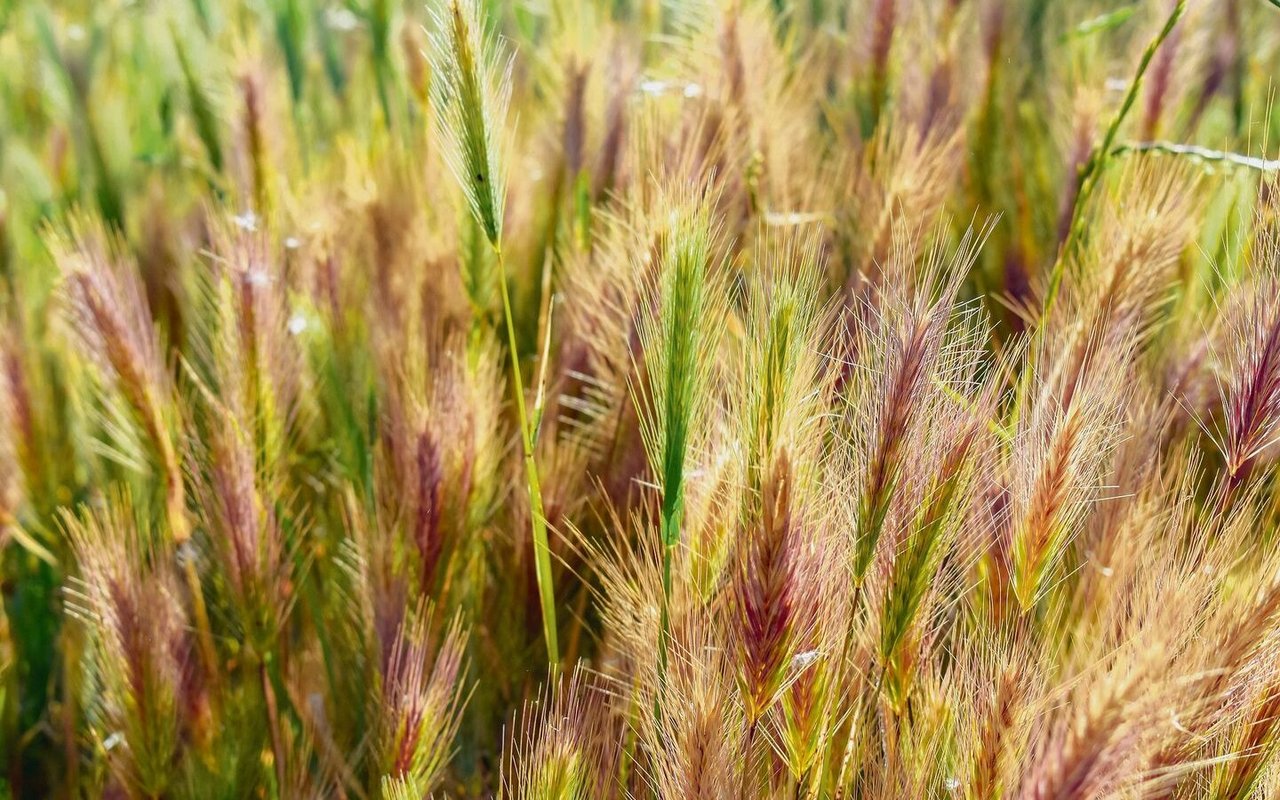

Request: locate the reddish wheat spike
(377, 602), (468, 796)
(56, 230), (167, 427)
(871, 294), (995, 711)
(732, 450), (800, 723)
(1008, 324), (1131, 613)
(190, 383), (292, 643)
(846, 222), (981, 581)
(209, 218), (310, 465)
(62, 491), (191, 798)
(184, 225), (315, 647)
(847, 291), (939, 581)
(969, 661), (1027, 800)
(727, 234), (832, 727)
(374, 324), (503, 601)
(1218, 221), (1280, 489)
(52, 221), (190, 542)
(776, 516), (851, 786)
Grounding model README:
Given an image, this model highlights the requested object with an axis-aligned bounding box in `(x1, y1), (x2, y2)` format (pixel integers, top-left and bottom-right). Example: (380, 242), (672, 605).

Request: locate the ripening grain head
(429, 0), (512, 249)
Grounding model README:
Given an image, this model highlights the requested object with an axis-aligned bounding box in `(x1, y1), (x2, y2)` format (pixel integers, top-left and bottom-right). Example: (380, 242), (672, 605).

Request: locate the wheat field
(2, 0), (1280, 797)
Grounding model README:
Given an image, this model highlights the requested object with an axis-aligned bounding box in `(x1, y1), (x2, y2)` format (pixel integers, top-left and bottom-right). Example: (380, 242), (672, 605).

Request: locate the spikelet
(1017, 662), (1155, 799)
(62, 490), (189, 798)
(429, 0), (512, 248)
(843, 222), (981, 581)
(728, 232), (831, 725)
(188, 372), (292, 651)
(631, 187), (727, 670)
(499, 666), (620, 799)
(634, 191), (726, 544)
(1215, 209), (1280, 490)
(965, 657), (1030, 800)
(736, 233), (829, 501)
(877, 304), (995, 710)
(374, 319), (504, 605)
(639, 622), (745, 800)
(731, 450), (803, 726)
(182, 216), (313, 653)
(52, 219), (189, 542)
(775, 550), (849, 788)
(1007, 328), (1131, 614)
(375, 601), (468, 796)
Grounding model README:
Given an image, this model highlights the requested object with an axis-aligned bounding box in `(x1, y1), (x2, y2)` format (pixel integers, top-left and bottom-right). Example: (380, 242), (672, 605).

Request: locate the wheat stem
(1043, 0), (1185, 320)
(496, 247), (559, 667)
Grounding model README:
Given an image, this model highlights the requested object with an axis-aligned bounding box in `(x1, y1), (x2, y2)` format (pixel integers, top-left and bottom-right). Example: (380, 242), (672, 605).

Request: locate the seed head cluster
(2, 0), (1280, 797)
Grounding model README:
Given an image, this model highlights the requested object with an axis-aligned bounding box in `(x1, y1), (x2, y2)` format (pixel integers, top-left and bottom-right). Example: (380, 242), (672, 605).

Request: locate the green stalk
(171, 23), (224, 176)
(370, 0), (395, 127)
(1042, 0), (1185, 320)
(656, 492), (681, 682)
(496, 247), (559, 667)
(1016, 0), (1184, 429)
(261, 658), (287, 793)
(429, 0), (556, 665)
